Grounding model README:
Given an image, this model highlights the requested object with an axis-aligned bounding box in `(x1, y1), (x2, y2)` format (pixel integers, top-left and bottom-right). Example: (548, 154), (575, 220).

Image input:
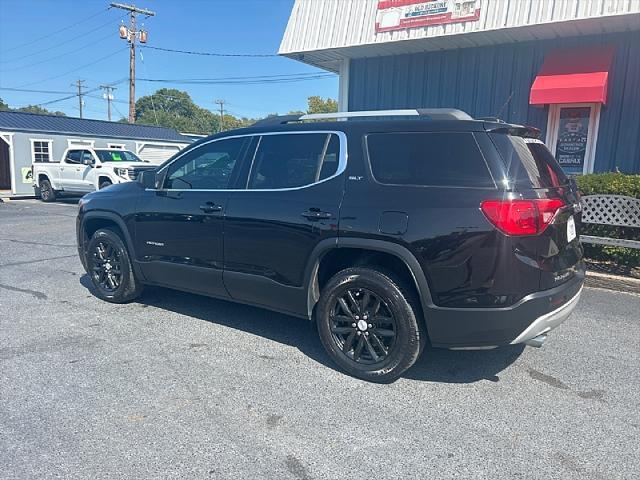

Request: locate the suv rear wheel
(316, 267), (424, 382)
(86, 228), (143, 303)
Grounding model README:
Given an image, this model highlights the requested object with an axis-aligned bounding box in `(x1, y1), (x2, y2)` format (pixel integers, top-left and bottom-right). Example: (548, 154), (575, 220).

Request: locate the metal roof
(0, 110), (190, 142)
(279, 0), (640, 72)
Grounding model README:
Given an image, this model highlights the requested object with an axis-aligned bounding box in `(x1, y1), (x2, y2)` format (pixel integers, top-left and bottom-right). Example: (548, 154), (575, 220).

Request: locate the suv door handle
(199, 202), (223, 214)
(302, 209), (332, 220)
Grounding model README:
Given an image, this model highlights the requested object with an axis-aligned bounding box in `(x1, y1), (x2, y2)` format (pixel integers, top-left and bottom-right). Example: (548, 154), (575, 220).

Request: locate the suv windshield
(490, 134), (569, 188)
(94, 150), (143, 163)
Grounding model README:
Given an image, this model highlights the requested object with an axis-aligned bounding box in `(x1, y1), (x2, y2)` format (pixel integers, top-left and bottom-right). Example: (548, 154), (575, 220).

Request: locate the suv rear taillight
(480, 199), (564, 236)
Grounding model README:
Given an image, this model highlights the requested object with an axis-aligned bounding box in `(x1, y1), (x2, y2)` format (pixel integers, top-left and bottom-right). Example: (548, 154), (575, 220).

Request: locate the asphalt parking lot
(1, 199), (638, 479)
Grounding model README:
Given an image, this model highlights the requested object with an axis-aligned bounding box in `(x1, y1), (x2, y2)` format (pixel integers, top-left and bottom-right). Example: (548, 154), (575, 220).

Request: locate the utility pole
(100, 85), (117, 121)
(111, 2), (155, 123)
(73, 80), (85, 119)
(215, 99), (225, 132)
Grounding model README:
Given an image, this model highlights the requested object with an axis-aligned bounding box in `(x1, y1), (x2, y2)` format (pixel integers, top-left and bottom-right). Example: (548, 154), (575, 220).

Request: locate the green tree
(135, 89), (219, 134)
(0, 97), (66, 116)
(306, 96), (338, 114)
(15, 105), (66, 116)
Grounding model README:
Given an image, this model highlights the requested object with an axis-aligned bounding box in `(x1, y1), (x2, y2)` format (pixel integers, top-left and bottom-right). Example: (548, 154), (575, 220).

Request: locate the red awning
(529, 45), (614, 105)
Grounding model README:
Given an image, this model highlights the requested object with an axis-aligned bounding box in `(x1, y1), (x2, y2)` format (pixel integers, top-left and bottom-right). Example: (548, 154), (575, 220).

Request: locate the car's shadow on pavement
(81, 275), (525, 384)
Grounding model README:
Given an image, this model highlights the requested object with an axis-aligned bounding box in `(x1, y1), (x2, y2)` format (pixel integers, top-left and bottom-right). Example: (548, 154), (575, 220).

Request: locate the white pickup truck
(33, 147), (157, 202)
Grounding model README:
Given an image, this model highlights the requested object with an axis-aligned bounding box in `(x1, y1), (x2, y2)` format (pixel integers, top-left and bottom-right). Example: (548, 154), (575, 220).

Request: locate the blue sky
(0, 0), (338, 120)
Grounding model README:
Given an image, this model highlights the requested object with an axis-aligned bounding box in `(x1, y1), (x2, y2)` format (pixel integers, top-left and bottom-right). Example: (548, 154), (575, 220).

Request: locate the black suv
(77, 109), (585, 382)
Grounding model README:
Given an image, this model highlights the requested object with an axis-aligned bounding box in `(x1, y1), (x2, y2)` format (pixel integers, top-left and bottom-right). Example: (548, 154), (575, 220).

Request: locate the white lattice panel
(581, 195), (640, 228)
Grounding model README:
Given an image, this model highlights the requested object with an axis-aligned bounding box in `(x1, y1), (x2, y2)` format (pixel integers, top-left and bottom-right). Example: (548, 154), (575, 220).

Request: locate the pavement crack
(0, 254), (77, 268)
(0, 238), (76, 248)
(527, 368), (569, 390)
(0, 283), (47, 300)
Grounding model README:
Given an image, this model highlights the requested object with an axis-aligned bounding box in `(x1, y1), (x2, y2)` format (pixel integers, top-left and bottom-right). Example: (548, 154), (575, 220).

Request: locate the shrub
(576, 173), (640, 268)
(576, 172), (640, 197)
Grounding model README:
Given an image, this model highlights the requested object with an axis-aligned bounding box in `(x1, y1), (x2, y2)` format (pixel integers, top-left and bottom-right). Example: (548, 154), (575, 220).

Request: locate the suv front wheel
(86, 228), (143, 303)
(316, 267), (424, 383)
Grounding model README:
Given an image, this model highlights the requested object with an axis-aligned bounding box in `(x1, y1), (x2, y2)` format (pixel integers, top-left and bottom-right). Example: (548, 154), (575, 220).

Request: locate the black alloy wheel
(85, 228), (143, 303)
(316, 267), (424, 383)
(91, 240), (123, 292)
(330, 288), (397, 365)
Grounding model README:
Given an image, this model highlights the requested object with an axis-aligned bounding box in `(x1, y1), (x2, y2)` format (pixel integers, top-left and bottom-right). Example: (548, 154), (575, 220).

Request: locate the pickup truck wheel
(86, 228), (143, 303)
(39, 179), (56, 202)
(316, 267), (423, 383)
(99, 180), (112, 190)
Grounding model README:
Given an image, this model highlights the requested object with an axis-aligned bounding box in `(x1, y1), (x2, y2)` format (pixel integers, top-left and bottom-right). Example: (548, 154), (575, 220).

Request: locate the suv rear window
(366, 132), (494, 187)
(490, 134), (568, 188)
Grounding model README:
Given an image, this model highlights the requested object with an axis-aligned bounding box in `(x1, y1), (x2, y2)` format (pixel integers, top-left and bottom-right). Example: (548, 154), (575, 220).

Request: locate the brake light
(480, 199), (564, 236)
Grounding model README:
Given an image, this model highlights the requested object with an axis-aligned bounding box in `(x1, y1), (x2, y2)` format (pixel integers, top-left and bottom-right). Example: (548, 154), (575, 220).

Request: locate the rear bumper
(509, 286), (582, 345)
(427, 261), (586, 348)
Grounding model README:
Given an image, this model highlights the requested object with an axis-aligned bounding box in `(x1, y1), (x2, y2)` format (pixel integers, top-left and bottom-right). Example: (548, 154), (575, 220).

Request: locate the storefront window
(545, 103), (601, 175)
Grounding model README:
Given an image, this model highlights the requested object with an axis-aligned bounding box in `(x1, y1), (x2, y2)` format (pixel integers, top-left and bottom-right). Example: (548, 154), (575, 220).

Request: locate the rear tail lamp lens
(480, 199), (564, 236)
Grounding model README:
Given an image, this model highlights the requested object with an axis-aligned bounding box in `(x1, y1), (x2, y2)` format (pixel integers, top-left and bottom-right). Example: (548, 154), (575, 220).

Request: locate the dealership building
(280, 0), (640, 175)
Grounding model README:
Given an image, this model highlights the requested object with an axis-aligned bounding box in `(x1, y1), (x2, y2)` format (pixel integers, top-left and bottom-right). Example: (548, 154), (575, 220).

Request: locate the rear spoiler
(484, 122), (541, 139)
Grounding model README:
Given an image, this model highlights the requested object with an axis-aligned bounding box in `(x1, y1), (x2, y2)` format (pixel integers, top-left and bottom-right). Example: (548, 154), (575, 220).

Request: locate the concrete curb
(586, 270), (640, 295)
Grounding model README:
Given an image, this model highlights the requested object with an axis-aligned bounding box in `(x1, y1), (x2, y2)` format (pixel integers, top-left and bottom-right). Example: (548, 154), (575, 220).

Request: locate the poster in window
(376, 0), (480, 33)
(555, 107), (591, 175)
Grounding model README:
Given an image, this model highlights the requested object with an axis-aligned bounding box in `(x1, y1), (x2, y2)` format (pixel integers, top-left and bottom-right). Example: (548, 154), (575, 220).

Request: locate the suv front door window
(135, 137), (251, 297)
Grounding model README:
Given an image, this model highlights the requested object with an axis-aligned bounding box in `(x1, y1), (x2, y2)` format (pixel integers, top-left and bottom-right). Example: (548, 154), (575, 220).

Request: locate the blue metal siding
(349, 30), (640, 173)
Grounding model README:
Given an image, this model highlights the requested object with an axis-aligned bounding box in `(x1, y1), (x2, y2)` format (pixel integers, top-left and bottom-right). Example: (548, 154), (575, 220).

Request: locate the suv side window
(164, 137), (249, 190)
(366, 132), (495, 188)
(248, 133), (340, 190)
(65, 150), (82, 164)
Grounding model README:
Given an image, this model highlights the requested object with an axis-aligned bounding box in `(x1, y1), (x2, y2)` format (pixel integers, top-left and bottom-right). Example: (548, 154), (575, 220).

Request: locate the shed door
(137, 143), (181, 164)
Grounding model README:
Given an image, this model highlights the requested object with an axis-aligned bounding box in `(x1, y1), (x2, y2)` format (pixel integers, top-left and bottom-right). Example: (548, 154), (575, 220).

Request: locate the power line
(0, 14), (122, 64)
(73, 80), (86, 118)
(111, 2), (156, 123)
(140, 45), (278, 58)
(0, 31), (116, 73)
(0, 8), (112, 52)
(100, 85), (117, 121)
(14, 48), (128, 88)
(136, 72), (336, 86)
(214, 99), (225, 132)
(0, 87), (75, 95)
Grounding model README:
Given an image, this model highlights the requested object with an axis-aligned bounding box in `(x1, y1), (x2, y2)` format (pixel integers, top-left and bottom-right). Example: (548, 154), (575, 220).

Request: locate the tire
(99, 180), (112, 190)
(86, 228), (143, 303)
(316, 267), (424, 383)
(39, 179), (56, 202)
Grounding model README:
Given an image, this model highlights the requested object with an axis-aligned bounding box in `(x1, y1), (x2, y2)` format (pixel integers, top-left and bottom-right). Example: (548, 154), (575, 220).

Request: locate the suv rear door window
(490, 134), (568, 188)
(366, 132), (494, 187)
(248, 133), (340, 190)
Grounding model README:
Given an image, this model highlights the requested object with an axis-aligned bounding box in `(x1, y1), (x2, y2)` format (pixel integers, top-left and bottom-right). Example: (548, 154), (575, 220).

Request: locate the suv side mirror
(82, 158), (94, 166)
(139, 169), (158, 189)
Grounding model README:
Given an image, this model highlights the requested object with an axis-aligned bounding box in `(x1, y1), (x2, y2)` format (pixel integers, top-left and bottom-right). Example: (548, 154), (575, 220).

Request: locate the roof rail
(252, 108), (473, 126)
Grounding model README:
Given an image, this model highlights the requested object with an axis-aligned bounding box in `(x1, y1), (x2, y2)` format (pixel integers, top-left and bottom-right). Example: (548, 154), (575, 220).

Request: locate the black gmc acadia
(76, 109), (585, 382)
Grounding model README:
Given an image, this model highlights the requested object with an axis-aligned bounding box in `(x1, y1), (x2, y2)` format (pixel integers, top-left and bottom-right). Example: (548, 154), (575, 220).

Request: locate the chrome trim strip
(149, 130), (348, 193)
(300, 109), (420, 120)
(510, 286), (583, 344)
